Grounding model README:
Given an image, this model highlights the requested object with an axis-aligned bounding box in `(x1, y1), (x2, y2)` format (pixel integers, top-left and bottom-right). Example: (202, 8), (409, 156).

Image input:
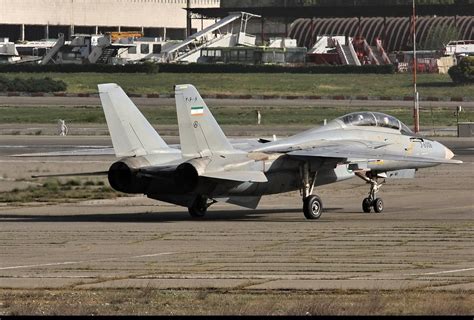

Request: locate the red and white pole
(413, 0), (420, 133)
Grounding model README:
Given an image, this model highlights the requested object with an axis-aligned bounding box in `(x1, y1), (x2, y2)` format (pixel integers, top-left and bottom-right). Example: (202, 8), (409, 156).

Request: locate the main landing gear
(356, 172), (385, 213)
(300, 163), (323, 220)
(188, 195), (216, 218)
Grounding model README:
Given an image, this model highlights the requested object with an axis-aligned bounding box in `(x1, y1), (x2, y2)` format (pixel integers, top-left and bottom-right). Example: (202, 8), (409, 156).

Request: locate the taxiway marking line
(0, 160), (110, 164)
(134, 253), (175, 258)
(408, 267), (474, 276)
(0, 252), (175, 270)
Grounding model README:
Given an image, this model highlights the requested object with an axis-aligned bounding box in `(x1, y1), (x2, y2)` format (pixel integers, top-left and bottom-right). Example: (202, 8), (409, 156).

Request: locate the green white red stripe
(191, 106), (204, 116)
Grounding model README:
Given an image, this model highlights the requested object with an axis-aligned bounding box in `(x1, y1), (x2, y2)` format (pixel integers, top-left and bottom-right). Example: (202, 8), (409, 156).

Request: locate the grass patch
(1, 289), (472, 315)
(0, 178), (123, 204)
(1, 73), (472, 98)
(0, 106), (106, 124)
(0, 105), (472, 127)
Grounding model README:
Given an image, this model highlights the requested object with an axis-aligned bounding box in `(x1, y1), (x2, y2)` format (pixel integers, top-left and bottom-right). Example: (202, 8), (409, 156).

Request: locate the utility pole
(412, 0), (420, 133)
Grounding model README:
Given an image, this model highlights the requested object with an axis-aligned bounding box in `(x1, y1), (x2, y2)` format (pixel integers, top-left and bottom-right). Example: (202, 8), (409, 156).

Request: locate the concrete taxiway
(0, 136), (473, 292)
(1, 95), (474, 108)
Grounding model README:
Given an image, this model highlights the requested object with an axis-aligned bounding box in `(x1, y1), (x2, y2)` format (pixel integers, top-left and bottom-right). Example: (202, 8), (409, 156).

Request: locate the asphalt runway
(0, 136), (473, 292)
(1, 95), (473, 108)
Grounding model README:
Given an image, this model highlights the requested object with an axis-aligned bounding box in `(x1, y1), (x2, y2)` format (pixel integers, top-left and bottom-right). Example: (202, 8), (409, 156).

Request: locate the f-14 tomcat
(36, 83), (462, 220)
(92, 83), (461, 220)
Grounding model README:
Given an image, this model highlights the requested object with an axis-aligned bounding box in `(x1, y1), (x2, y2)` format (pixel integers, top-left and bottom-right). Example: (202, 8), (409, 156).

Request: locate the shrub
(0, 62), (393, 74)
(0, 76), (67, 92)
(0, 63), (159, 74)
(158, 63), (395, 74)
(448, 56), (474, 84)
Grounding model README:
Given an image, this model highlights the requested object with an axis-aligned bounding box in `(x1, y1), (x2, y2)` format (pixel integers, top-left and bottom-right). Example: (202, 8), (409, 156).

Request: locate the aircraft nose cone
(445, 147), (455, 159)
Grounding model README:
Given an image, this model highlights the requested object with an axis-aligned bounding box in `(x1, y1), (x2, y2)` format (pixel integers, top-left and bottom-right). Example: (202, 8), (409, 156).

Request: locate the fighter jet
(96, 83), (461, 219)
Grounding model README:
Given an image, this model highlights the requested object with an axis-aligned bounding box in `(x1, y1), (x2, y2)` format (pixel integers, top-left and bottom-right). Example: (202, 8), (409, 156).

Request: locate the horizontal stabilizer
(32, 171), (108, 178)
(202, 171), (267, 183)
(12, 148), (115, 157)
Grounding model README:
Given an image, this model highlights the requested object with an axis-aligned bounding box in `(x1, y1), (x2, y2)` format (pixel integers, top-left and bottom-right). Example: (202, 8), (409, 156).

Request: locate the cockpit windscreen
(340, 112), (413, 135)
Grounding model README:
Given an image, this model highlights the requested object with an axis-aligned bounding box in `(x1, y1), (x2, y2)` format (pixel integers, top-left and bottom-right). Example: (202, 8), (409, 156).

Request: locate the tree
(448, 56), (474, 84)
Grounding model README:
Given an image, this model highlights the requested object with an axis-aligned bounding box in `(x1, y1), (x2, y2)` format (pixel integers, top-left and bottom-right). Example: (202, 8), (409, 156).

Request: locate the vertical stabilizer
(175, 84), (236, 157)
(98, 83), (175, 157)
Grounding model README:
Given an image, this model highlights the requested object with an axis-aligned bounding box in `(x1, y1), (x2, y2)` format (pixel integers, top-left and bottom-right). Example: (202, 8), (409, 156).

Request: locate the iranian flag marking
(191, 106), (204, 116)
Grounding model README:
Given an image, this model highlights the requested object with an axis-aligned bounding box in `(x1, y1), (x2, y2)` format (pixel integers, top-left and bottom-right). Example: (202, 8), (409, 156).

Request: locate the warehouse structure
(190, 0), (473, 50)
(0, 0), (220, 42)
(290, 16), (473, 52)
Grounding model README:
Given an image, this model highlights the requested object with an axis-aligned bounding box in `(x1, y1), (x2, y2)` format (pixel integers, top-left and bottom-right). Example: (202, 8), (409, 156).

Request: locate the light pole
(456, 106), (462, 137)
(412, 0), (420, 133)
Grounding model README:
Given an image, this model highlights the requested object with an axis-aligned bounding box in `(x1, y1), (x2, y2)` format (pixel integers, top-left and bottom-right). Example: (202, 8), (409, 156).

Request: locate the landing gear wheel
(188, 196), (208, 218)
(303, 195), (323, 220)
(373, 198), (384, 213)
(355, 172), (386, 214)
(362, 198), (372, 213)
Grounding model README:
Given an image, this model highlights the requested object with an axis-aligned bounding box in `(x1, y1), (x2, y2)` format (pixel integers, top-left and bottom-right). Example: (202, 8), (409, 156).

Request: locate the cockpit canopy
(338, 112), (413, 135)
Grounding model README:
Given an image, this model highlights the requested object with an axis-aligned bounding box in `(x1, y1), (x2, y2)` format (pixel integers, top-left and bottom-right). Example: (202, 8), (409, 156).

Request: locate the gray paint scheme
(94, 83), (463, 215)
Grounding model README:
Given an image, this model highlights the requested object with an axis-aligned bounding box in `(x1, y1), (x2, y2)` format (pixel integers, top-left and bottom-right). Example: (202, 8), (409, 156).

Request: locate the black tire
(188, 196), (208, 218)
(362, 198), (372, 213)
(303, 195), (323, 220)
(373, 198), (384, 213)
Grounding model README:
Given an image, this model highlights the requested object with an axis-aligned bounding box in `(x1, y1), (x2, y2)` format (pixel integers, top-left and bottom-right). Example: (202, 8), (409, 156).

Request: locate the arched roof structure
(289, 16), (473, 52)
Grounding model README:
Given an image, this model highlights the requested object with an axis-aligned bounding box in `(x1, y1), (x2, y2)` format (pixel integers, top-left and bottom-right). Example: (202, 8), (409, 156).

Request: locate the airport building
(2, 0), (471, 48)
(191, 0), (473, 50)
(0, 0), (220, 41)
(0, 0), (471, 66)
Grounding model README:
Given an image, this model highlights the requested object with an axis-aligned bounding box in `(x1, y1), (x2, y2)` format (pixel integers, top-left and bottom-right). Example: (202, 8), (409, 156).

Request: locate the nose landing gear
(303, 195), (323, 219)
(356, 172), (385, 213)
(300, 162), (323, 219)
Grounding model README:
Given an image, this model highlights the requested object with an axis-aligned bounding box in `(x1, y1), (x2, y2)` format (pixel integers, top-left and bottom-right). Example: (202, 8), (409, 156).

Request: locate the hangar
(190, 0), (473, 51)
(0, 0), (220, 41)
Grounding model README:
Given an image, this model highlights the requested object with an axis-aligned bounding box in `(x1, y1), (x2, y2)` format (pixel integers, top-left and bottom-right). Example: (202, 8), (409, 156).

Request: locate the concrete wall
(0, 0), (219, 40)
(1, 0), (219, 28)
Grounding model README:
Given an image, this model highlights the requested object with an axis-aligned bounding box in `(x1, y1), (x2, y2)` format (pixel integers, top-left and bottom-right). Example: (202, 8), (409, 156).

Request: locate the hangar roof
(190, 0), (473, 18)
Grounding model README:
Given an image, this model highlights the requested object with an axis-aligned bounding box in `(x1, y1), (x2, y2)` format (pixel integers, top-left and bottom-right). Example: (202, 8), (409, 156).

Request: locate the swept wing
(256, 139), (462, 165)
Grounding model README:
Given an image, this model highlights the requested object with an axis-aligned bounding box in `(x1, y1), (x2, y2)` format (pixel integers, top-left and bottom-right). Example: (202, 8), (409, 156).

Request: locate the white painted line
(0, 261), (79, 270)
(0, 160), (109, 164)
(408, 267), (474, 276)
(133, 253), (175, 258)
(0, 252), (175, 271)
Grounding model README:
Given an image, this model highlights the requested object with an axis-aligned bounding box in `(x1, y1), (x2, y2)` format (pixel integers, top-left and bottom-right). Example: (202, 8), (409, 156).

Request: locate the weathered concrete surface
(0, 136), (472, 292)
